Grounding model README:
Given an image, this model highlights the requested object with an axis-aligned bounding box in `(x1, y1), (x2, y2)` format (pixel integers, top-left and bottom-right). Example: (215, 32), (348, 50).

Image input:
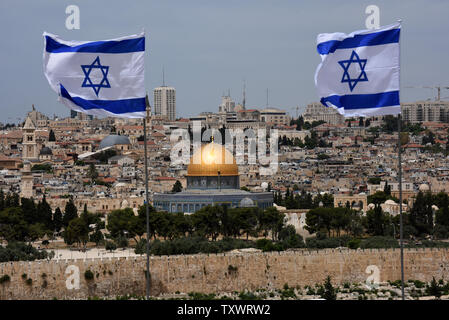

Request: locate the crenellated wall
(0, 248), (448, 300)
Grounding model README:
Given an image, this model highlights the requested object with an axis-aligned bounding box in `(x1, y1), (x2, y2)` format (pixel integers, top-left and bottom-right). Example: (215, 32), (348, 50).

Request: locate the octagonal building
(153, 143), (273, 213)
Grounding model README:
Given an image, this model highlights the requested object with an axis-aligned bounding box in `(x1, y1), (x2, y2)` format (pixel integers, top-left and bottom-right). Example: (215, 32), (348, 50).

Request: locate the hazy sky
(1, 0), (448, 123)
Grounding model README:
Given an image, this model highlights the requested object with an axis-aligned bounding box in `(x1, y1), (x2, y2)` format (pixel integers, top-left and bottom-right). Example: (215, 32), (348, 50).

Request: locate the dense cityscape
(2, 85), (449, 300)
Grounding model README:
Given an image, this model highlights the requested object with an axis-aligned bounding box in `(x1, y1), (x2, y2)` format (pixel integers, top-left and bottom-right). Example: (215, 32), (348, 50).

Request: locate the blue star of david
(338, 50), (368, 92)
(81, 56), (111, 96)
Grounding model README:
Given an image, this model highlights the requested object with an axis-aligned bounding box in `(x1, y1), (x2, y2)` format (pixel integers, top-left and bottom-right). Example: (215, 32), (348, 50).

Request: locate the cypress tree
(63, 198), (78, 228)
(53, 207), (63, 233)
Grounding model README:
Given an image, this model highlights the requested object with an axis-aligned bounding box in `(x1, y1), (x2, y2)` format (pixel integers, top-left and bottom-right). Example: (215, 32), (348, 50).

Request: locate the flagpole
(143, 104), (151, 300)
(397, 18), (405, 300)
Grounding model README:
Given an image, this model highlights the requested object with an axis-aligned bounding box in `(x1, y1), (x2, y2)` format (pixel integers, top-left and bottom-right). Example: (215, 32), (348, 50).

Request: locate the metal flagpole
(397, 18), (405, 300)
(398, 113), (405, 300)
(143, 102), (151, 300)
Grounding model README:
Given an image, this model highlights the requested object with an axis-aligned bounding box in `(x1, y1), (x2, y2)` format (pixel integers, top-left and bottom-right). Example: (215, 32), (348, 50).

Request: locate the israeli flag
(314, 23), (401, 117)
(43, 32), (146, 118)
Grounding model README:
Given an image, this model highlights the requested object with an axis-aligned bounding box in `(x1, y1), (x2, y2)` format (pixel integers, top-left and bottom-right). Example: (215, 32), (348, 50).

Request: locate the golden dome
(187, 143), (238, 176)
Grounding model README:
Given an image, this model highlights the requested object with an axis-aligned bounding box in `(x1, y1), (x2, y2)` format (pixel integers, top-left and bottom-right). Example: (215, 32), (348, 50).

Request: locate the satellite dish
(261, 182), (268, 190)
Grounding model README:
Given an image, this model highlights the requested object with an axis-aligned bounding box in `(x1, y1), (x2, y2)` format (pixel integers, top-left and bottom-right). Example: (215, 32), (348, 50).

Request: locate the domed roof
(419, 184), (430, 192)
(99, 135), (130, 149)
(39, 146), (52, 155)
(240, 197), (255, 207)
(187, 143), (238, 176)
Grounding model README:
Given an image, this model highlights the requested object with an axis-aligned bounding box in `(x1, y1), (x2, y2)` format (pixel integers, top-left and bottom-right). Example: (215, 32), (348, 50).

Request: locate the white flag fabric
(43, 32), (146, 118)
(314, 23), (401, 117)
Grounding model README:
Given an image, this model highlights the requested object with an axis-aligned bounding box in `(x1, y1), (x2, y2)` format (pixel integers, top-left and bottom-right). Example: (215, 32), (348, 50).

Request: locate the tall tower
(145, 92), (153, 129)
(22, 116), (38, 160)
(153, 68), (176, 121)
(219, 94), (235, 113)
(20, 161), (34, 199)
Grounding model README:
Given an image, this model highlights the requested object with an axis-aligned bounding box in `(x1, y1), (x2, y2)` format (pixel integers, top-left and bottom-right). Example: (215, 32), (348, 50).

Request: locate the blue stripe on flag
(320, 91), (399, 110)
(60, 85), (146, 114)
(317, 28), (400, 55)
(46, 36), (145, 53)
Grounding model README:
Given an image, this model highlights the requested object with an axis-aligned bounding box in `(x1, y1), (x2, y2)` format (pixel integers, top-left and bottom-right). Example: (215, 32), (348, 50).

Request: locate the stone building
(22, 116), (38, 161)
(20, 161), (34, 199)
(259, 108), (290, 126)
(401, 101), (449, 124)
(334, 193), (368, 212)
(303, 102), (344, 125)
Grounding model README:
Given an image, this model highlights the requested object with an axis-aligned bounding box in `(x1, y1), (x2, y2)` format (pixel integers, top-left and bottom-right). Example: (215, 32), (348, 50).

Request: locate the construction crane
(405, 85), (449, 101)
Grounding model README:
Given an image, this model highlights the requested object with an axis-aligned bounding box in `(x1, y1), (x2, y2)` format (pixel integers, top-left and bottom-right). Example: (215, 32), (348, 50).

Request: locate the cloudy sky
(1, 0), (448, 123)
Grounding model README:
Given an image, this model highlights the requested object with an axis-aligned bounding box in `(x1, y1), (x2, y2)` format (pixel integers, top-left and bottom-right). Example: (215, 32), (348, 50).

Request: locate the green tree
(278, 225), (305, 248)
(238, 208), (259, 240)
(426, 277), (443, 298)
(105, 241), (117, 252)
(137, 203), (157, 239)
(305, 207), (333, 237)
(26, 223), (46, 243)
(37, 195), (53, 231)
(191, 205), (222, 241)
(21, 197), (37, 225)
(363, 206), (389, 236)
(0, 207), (29, 242)
(172, 180), (183, 193)
(434, 192), (449, 229)
(383, 182), (391, 196)
(87, 163), (98, 182)
(63, 198), (78, 228)
(409, 191), (434, 236)
(89, 229), (103, 246)
(368, 191), (388, 207)
(106, 208), (137, 240)
(322, 276), (337, 300)
(64, 218), (89, 248)
(52, 207), (63, 233)
(262, 207), (285, 241)
(48, 129), (56, 142)
(0, 190), (4, 211)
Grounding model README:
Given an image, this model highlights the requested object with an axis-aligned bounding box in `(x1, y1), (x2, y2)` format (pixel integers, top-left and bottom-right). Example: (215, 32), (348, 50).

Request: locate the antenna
(266, 88), (269, 108)
(162, 66), (165, 86)
(242, 79), (246, 109)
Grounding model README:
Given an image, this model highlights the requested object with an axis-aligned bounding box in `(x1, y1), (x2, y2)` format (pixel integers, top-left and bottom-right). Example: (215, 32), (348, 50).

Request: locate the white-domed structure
(240, 197), (255, 207)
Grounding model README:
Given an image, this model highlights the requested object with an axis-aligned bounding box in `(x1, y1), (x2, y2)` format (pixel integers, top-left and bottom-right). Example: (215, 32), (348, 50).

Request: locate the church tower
(22, 116), (38, 160)
(20, 161), (34, 199)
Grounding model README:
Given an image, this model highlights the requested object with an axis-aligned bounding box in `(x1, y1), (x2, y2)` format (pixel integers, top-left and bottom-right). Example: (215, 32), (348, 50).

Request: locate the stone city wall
(0, 248), (449, 300)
